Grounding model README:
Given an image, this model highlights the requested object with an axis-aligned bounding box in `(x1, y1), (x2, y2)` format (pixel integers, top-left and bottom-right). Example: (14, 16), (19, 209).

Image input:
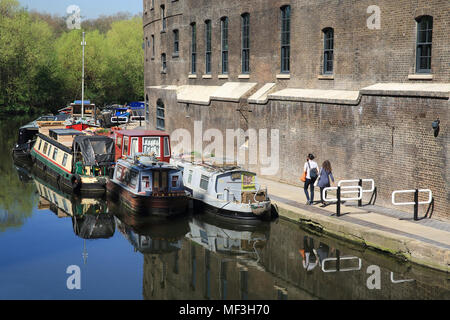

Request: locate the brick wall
(143, 0), (450, 88)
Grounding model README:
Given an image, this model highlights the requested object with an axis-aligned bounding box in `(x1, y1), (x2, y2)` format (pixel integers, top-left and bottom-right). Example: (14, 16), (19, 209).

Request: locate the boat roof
(118, 157), (177, 171)
(116, 130), (170, 137)
(179, 161), (252, 176)
(49, 129), (85, 136)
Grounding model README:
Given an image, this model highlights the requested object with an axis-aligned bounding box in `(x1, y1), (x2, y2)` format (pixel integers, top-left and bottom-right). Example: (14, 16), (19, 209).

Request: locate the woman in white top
(303, 153), (319, 205)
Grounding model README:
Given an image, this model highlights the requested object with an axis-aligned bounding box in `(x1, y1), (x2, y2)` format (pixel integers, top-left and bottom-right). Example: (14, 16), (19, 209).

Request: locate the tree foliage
(0, 0), (144, 115)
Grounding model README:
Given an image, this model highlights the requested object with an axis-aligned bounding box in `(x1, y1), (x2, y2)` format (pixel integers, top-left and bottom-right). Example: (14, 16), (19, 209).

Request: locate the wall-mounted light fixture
(432, 119), (440, 137)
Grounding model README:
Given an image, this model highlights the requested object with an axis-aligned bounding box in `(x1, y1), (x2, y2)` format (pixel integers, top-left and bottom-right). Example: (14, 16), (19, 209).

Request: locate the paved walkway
(259, 177), (450, 271)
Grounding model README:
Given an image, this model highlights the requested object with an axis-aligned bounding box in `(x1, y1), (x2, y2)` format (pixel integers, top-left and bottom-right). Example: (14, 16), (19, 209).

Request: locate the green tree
(103, 17), (144, 104)
(0, 0), (61, 113)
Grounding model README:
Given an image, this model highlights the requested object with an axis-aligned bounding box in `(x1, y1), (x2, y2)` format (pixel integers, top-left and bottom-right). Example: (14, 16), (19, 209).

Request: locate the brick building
(143, 0), (449, 219)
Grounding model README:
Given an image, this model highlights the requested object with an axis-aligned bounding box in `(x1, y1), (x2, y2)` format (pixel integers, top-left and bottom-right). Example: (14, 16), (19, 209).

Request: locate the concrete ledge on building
(267, 88), (361, 105)
(318, 74), (334, 80)
(218, 74), (229, 79)
(176, 85), (221, 105)
(188, 74), (197, 79)
(210, 82), (257, 102)
(361, 83), (450, 99)
(248, 83), (277, 104)
(238, 74), (250, 79)
(408, 74), (433, 80)
(276, 74), (291, 80)
(202, 74), (212, 79)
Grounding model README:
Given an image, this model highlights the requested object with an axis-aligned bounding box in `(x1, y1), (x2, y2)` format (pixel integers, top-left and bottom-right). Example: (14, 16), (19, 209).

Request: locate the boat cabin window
(47, 145), (52, 157)
(200, 175), (209, 191)
(130, 138), (139, 157)
(116, 136), (122, 149)
(142, 176), (151, 190)
(188, 170), (193, 184)
(43, 142), (48, 155)
(123, 136), (129, 156)
(62, 154), (68, 167)
(38, 139), (42, 150)
(129, 170), (139, 189)
(52, 148), (58, 161)
(164, 137), (170, 157)
(171, 175), (179, 188)
(143, 137), (160, 157)
(116, 165), (124, 181)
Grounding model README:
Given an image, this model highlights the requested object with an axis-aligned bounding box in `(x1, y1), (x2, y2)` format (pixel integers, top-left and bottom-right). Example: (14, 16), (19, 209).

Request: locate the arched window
(190, 22), (197, 74)
(205, 20), (212, 74)
(241, 13), (250, 74)
(323, 28), (334, 74)
(156, 99), (165, 130)
(221, 17), (229, 74)
(280, 5), (291, 73)
(416, 15), (433, 73)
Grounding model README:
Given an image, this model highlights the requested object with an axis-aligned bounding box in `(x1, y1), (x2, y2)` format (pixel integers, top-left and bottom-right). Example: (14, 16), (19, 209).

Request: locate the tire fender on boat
(71, 174), (81, 190)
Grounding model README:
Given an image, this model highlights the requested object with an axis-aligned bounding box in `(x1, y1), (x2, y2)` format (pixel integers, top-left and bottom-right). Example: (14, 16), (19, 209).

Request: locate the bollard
(358, 179), (363, 207)
(414, 189), (419, 221)
(336, 186), (341, 217)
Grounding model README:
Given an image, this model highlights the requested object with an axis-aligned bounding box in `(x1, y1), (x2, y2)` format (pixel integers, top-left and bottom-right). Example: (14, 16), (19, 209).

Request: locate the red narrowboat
(113, 130), (172, 163)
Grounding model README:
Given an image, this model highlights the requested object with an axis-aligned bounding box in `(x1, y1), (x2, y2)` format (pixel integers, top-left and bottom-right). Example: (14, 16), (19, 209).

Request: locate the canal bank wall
(146, 85), (449, 220)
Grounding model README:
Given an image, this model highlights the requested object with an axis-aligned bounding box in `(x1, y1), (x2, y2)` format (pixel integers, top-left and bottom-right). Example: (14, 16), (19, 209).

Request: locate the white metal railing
(323, 186), (363, 202)
(392, 189), (433, 221)
(392, 189), (433, 206)
(338, 179), (375, 194)
(130, 116), (145, 122)
(111, 116), (128, 124)
(321, 256), (362, 273)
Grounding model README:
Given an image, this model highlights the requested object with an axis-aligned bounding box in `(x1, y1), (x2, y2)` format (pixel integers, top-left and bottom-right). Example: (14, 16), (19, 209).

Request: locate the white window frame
(143, 137), (161, 157)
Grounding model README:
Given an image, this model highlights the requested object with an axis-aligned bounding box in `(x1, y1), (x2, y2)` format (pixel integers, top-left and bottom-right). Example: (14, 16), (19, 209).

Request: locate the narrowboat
(113, 130), (171, 163)
(30, 129), (115, 195)
(12, 113), (70, 162)
(107, 155), (189, 217)
(173, 159), (273, 223)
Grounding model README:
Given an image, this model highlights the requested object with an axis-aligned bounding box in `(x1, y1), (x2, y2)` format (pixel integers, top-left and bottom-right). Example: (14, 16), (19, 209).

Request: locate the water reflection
(0, 118), (38, 233)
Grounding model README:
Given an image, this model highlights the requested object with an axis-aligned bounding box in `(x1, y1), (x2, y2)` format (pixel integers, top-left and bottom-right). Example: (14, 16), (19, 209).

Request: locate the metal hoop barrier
(338, 179), (377, 207)
(323, 186), (363, 217)
(130, 116), (146, 122)
(392, 189), (434, 221)
(111, 117), (128, 124)
(322, 256), (362, 273)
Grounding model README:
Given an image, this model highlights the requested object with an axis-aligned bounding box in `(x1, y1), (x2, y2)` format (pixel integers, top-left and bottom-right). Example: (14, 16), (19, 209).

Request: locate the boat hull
(107, 180), (189, 218)
(192, 198), (274, 225)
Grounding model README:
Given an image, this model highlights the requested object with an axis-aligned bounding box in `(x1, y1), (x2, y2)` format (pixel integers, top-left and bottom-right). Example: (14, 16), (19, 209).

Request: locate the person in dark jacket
(317, 160), (335, 206)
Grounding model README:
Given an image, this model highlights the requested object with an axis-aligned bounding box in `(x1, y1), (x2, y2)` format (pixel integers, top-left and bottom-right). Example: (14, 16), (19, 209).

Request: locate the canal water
(0, 118), (448, 300)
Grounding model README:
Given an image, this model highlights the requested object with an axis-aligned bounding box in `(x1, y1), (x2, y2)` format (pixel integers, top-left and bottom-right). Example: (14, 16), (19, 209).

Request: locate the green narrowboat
(30, 129), (115, 196)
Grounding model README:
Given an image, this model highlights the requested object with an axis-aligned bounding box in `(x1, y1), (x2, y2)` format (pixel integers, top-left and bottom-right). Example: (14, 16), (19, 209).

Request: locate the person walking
(318, 160), (335, 206)
(303, 154), (319, 205)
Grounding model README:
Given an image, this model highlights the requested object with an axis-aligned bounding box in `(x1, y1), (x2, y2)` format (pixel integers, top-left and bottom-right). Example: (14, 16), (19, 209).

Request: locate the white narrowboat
(173, 160), (273, 223)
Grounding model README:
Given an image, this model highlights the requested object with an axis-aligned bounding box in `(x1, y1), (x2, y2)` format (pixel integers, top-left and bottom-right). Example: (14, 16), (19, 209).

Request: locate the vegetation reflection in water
(1, 119), (449, 300)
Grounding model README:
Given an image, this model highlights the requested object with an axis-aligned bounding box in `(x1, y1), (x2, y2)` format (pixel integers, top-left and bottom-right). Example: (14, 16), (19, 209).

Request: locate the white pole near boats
(81, 32), (86, 119)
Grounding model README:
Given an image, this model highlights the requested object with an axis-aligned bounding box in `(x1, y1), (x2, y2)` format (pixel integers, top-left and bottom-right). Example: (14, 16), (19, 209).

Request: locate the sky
(19, 0), (142, 19)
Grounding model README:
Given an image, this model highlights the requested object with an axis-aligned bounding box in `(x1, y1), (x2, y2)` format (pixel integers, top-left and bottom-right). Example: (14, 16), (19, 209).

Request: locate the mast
(81, 32), (86, 119)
